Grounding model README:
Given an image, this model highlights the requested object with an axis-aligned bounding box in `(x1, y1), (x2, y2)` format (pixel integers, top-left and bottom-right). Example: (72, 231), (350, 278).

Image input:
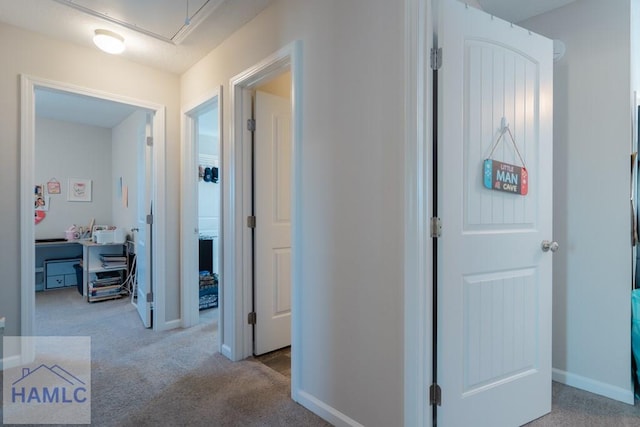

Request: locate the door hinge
(146, 214), (154, 225)
(430, 217), (442, 238)
(248, 312), (257, 325)
(429, 383), (442, 406)
(430, 47), (442, 70)
(146, 136), (153, 146)
(146, 292), (153, 303)
(247, 118), (256, 132)
(247, 215), (256, 228)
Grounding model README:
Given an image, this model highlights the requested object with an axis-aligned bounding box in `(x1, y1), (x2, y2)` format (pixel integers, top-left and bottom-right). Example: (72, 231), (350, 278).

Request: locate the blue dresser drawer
(44, 258), (81, 290)
(45, 273), (77, 289)
(45, 259), (80, 276)
(46, 275), (65, 289)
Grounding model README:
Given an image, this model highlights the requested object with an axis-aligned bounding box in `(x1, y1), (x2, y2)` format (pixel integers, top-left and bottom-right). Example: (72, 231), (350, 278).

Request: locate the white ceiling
(56, 0), (212, 42)
(0, 0), (274, 75)
(0, 0), (576, 78)
(36, 88), (142, 128)
(476, 0), (577, 23)
(7, 0), (576, 128)
(0, 0), (273, 128)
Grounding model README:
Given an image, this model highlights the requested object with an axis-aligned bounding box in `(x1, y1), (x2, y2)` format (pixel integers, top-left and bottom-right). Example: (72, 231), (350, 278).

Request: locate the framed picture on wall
(67, 178), (92, 202)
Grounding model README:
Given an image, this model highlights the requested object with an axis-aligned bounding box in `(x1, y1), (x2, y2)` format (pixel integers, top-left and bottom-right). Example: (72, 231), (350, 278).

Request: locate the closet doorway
(181, 89), (222, 331)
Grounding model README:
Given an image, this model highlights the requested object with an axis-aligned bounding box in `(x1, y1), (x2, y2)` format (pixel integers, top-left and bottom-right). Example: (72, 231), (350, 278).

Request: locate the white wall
(112, 110), (147, 235)
(197, 105), (220, 237)
(35, 118), (113, 239)
(522, 0), (635, 402)
(0, 22), (181, 347)
(181, 0), (404, 425)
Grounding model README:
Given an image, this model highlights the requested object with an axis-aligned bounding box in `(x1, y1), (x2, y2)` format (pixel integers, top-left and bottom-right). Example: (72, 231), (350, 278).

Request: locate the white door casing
(437, 1), (553, 426)
(254, 90), (292, 356)
(227, 42), (301, 404)
(181, 90), (222, 330)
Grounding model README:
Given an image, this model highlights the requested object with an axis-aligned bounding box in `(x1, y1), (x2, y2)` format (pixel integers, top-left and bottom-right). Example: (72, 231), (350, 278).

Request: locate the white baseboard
(221, 344), (233, 360)
(160, 319), (182, 331)
(552, 368), (635, 404)
(1, 354), (24, 371)
(297, 390), (364, 427)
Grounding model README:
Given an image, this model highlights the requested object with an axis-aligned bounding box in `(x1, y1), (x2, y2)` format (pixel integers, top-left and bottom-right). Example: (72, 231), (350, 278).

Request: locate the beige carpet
(1, 288), (330, 426)
(526, 382), (640, 427)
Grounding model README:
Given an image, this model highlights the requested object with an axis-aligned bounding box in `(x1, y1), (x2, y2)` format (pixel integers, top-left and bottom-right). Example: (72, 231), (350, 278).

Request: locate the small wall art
(67, 178), (92, 202)
(34, 184), (49, 211)
(46, 178), (61, 194)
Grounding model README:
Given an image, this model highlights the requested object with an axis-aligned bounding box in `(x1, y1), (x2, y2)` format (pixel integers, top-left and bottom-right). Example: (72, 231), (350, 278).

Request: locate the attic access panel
(55, 0), (220, 43)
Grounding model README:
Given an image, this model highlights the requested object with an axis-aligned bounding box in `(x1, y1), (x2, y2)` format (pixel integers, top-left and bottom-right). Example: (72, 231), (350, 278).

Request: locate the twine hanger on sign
(486, 117), (527, 169)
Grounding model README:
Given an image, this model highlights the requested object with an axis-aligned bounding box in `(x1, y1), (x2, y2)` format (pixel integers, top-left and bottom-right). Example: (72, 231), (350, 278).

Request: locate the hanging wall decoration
(46, 178), (61, 194)
(35, 210), (46, 225)
(67, 178), (92, 202)
(483, 120), (528, 196)
(34, 184), (49, 211)
(34, 184), (47, 224)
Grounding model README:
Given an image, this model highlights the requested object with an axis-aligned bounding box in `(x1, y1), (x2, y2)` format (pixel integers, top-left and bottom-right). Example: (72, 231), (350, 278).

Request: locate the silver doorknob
(541, 240), (559, 253)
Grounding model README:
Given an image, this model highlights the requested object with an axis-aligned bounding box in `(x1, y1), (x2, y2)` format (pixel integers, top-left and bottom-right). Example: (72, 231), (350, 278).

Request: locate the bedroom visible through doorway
(32, 87), (154, 330)
(20, 75), (168, 344)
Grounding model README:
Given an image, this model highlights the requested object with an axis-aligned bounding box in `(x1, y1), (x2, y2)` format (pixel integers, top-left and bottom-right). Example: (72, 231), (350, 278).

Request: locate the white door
(135, 113), (154, 328)
(254, 90), (292, 355)
(437, 1), (553, 426)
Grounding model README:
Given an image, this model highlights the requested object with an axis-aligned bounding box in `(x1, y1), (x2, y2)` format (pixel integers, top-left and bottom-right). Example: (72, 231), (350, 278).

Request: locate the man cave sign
(483, 159), (528, 196)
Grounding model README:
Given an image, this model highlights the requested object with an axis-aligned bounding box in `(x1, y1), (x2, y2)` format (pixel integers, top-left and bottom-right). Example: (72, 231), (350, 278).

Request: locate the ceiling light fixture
(93, 29), (125, 54)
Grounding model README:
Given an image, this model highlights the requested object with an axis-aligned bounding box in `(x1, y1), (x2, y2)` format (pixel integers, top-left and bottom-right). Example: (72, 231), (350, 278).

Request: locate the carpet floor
(526, 381), (640, 426)
(4, 288), (640, 426)
(1, 287), (330, 427)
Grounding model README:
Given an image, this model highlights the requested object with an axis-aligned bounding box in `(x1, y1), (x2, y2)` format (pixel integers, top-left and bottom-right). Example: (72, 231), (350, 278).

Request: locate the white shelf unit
(80, 241), (127, 303)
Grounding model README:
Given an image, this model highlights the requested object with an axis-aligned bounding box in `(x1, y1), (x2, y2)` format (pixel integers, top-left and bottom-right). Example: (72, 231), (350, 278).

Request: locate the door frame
(404, 0), (432, 426)
(20, 75), (168, 338)
(181, 87), (223, 329)
(225, 40), (301, 395)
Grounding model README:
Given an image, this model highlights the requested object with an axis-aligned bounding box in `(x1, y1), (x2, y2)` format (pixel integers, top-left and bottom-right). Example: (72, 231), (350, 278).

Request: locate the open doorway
(223, 40), (302, 399)
(182, 90), (222, 331)
(20, 76), (167, 339)
(32, 88), (153, 329)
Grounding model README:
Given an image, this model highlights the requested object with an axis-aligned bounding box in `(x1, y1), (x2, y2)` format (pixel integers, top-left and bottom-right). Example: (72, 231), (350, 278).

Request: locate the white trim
(552, 368), (635, 405)
(404, 0), (431, 426)
(289, 39), (304, 403)
(296, 390), (365, 427)
(226, 41), (302, 403)
(1, 354), (24, 371)
(221, 343), (233, 360)
(180, 103), (199, 328)
(20, 75), (168, 337)
(20, 75), (36, 341)
(163, 319), (183, 331)
(181, 87), (222, 331)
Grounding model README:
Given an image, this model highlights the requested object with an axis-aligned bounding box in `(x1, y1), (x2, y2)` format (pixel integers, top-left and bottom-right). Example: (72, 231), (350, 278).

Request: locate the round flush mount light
(93, 29), (125, 54)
